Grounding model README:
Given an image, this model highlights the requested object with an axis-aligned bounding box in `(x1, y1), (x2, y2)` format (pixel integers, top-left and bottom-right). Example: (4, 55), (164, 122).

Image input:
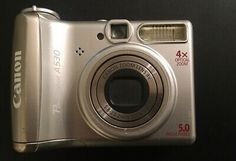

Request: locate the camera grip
(11, 12), (41, 152)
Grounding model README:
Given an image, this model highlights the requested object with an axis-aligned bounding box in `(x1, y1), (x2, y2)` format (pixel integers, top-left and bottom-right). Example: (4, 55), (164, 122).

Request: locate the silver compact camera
(11, 6), (196, 152)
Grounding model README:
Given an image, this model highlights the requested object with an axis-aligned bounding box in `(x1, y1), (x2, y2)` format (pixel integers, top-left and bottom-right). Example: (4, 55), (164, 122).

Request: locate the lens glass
(111, 24), (128, 39)
(105, 69), (149, 114)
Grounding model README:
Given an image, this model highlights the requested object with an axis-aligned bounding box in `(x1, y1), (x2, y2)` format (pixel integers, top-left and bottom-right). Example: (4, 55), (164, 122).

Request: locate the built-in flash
(138, 24), (187, 43)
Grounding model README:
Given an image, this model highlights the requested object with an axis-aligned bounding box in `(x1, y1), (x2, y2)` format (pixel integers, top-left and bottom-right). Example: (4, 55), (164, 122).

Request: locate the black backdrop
(1, 0), (236, 160)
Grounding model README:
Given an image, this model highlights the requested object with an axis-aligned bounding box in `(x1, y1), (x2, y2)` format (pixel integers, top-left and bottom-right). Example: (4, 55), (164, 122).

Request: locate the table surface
(1, 0), (236, 160)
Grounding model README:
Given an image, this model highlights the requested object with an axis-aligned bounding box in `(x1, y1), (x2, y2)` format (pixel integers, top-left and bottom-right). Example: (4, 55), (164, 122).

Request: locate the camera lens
(104, 69), (149, 114)
(90, 55), (164, 128)
(79, 45), (176, 140)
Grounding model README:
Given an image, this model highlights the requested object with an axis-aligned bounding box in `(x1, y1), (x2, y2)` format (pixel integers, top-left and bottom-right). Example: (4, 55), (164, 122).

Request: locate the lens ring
(96, 61), (156, 122)
(91, 55), (164, 127)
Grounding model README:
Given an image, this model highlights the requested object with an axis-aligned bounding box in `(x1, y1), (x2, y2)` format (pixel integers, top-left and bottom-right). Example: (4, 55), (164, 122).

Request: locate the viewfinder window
(111, 24), (128, 39)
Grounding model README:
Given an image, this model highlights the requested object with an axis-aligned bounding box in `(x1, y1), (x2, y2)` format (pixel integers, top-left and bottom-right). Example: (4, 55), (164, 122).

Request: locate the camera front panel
(12, 7), (195, 152)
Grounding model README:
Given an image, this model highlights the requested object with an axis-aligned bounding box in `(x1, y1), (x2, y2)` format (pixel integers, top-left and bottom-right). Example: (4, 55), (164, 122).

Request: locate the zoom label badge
(175, 50), (189, 66)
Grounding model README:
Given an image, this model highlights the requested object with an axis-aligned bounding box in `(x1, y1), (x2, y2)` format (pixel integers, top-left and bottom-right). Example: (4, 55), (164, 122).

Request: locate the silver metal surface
(11, 6), (195, 152)
(11, 12), (41, 143)
(22, 5), (60, 19)
(13, 142), (39, 152)
(13, 139), (79, 152)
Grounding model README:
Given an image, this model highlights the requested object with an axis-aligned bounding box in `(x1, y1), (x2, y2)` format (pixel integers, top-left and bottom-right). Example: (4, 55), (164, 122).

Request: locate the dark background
(1, 0), (236, 160)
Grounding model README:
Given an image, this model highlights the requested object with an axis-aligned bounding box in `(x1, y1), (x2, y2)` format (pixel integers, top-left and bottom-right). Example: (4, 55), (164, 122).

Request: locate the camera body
(11, 6), (195, 152)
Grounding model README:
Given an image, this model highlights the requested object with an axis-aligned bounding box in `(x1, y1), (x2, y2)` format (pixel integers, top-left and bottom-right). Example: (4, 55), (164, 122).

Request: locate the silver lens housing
(91, 56), (163, 128)
(78, 44), (177, 140)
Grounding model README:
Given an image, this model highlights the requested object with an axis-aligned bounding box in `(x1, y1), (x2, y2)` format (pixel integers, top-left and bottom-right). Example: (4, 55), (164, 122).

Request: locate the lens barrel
(91, 55), (164, 128)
